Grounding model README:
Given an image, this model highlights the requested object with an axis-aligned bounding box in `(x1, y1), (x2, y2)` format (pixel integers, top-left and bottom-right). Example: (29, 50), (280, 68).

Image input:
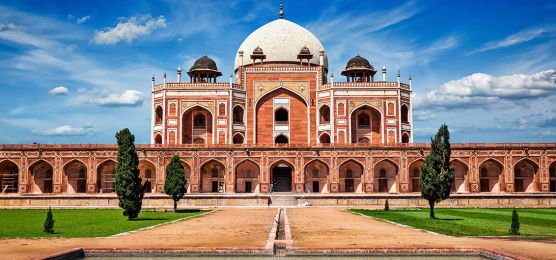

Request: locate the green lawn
(0, 209), (206, 238)
(351, 208), (556, 238)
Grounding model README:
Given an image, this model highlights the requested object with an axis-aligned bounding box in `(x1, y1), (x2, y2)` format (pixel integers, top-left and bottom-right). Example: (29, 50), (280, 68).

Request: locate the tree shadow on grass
(132, 218), (168, 221)
(175, 209), (201, 213)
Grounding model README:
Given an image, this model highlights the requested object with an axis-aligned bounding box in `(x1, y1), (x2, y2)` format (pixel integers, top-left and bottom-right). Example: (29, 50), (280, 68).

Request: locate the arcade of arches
(1, 151), (555, 194)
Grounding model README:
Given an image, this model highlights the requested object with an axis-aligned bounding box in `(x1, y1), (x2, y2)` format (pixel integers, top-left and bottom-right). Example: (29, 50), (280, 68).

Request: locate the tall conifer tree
(164, 155), (186, 212)
(115, 128), (143, 220)
(420, 124), (454, 219)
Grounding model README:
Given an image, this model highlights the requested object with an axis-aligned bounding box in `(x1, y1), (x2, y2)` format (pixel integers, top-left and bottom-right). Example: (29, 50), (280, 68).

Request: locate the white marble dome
(234, 19), (328, 70)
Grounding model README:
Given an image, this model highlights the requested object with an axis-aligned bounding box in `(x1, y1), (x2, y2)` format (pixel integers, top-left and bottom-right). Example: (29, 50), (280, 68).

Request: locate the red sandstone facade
(1, 15), (556, 199)
(0, 143), (555, 195)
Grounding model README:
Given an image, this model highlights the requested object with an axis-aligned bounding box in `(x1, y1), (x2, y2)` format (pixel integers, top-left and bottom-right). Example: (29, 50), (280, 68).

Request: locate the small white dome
(234, 19), (328, 70)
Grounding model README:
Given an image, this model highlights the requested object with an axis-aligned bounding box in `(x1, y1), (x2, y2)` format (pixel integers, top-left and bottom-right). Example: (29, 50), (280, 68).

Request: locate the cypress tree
(43, 207), (55, 234)
(384, 199), (389, 211)
(115, 128), (144, 220)
(420, 124), (455, 219)
(509, 209), (520, 235)
(164, 155), (186, 212)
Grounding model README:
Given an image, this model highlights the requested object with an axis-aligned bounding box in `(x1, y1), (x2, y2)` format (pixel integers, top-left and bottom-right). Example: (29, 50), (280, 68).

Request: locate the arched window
(194, 114), (206, 128)
(154, 134), (162, 144)
(233, 106), (244, 124)
(319, 106), (330, 124)
(319, 133), (330, 144)
(402, 133), (410, 143)
(193, 137), (205, 144)
(358, 113), (370, 128)
(275, 135), (288, 144)
(401, 105), (409, 124)
(155, 106), (163, 125)
(233, 133), (244, 144)
(275, 108), (288, 124)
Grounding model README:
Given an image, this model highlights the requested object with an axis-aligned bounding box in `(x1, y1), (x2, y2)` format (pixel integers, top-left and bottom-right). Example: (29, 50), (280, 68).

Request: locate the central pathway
(288, 208), (556, 259)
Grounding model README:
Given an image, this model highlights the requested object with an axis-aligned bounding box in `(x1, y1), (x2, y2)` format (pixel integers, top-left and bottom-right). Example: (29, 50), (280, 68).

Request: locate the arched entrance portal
(64, 160), (87, 193)
(514, 159), (537, 192)
(0, 160), (19, 193)
(30, 160), (54, 194)
(271, 162), (293, 192)
(200, 160), (225, 193)
(235, 160), (260, 193)
(304, 160), (329, 193)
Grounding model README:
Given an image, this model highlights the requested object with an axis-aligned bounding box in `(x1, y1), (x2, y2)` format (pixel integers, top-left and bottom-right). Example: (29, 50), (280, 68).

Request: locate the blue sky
(0, 0), (555, 144)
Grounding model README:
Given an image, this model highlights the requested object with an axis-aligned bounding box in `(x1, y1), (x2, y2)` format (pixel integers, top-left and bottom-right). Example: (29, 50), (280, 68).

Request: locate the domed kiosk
(188, 55), (222, 83)
(341, 55), (377, 82)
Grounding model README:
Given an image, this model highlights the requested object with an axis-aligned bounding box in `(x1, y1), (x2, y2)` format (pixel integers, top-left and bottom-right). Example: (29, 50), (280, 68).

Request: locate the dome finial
(279, 0), (284, 19)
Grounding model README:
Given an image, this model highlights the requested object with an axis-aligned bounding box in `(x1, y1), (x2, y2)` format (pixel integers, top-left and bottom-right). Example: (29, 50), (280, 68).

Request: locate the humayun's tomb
(0, 7), (555, 207)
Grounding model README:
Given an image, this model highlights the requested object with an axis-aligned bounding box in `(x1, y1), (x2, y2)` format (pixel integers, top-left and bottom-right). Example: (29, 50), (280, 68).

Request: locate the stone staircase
(270, 195), (299, 207)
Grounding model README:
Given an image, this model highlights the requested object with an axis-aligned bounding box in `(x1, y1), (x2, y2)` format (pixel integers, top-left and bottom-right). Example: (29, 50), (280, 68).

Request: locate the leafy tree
(164, 155), (186, 212)
(43, 207), (55, 234)
(384, 199), (389, 211)
(509, 209), (520, 235)
(115, 128), (144, 220)
(420, 124), (454, 219)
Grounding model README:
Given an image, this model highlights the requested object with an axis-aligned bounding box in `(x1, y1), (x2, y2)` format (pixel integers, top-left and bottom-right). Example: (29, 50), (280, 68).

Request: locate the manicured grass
(351, 208), (556, 238)
(0, 209), (206, 238)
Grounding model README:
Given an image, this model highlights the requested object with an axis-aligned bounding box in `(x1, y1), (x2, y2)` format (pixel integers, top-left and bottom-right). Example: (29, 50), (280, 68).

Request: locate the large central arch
(350, 104), (382, 144)
(255, 88), (308, 145)
(271, 161), (294, 192)
(182, 105), (214, 144)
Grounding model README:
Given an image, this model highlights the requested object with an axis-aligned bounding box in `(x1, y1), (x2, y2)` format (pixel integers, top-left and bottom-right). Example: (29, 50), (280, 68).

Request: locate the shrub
(384, 199), (389, 211)
(43, 207), (55, 234)
(509, 209), (520, 235)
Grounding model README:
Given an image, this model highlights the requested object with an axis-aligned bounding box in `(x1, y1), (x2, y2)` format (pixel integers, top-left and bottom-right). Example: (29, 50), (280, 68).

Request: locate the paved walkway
(288, 208), (556, 259)
(0, 208), (276, 260)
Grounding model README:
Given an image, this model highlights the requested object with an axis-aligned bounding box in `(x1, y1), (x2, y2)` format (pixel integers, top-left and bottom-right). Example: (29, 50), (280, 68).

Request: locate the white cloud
(76, 16), (91, 24)
(33, 125), (94, 136)
(415, 70), (556, 109)
(92, 90), (146, 107)
(93, 15), (166, 45)
(49, 86), (69, 95)
(469, 25), (556, 54)
(413, 109), (437, 121)
(7, 107), (23, 115)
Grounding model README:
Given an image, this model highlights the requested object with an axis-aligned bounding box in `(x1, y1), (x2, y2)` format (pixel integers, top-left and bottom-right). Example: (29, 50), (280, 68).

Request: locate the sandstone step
(270, 195), (298, 207)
